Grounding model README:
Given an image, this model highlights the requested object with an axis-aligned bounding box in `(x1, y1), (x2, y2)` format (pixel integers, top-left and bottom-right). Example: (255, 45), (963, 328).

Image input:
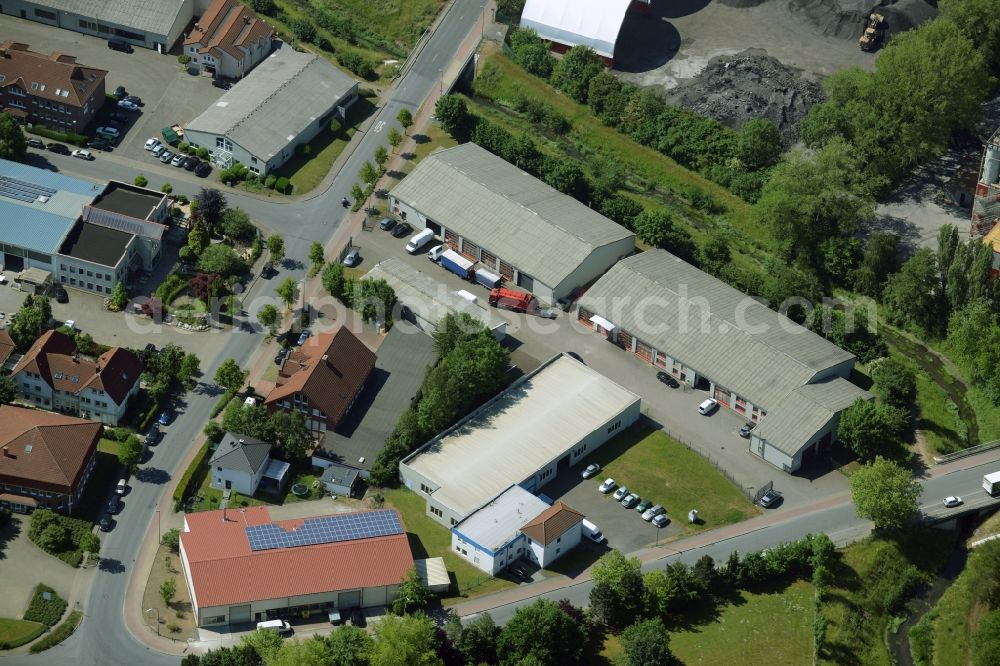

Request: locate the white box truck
(984, 471), (1000, 496)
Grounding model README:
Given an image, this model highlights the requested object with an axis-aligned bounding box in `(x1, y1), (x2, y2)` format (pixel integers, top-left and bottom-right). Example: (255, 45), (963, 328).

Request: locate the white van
(115, 479), (127, 495)
(406, 228), (435, 254)
(581, 519), (605, 544)
(256, 619), (292, 635)
(427, 244), (445, 262)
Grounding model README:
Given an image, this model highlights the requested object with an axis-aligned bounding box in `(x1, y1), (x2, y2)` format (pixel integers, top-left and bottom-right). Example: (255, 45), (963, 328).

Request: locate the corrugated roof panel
(29, 0), (190, 36)
(754, 378), (872, 456)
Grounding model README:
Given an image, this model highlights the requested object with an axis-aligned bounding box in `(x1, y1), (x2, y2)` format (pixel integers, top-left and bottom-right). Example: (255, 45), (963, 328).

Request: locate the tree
(620, 618), (675, 666)
(851, 231), (898, 297)
(589, 550), (644, 629)
(869, 357), (917, 409)
(392, 567), (433, 615)
(188, 222), (210, 254)
(940, 0), (1000, 73)
(359, 160), (379, 188)
(632, 209), (698, 264)
(220, 208), (254, 240)
(290, 18), (316, 42)
(397, 108), (414, 134)
(198, 243), (247, 277)
(118, 435), (143, 469)
(837, 399), (908, 460)
(454, 612), (498, 666)
(354, 278), (397, 326)
(8, 296), (48, 350)
(644, 562), (702, 619)
(108, 281), (128, 311)
(241, 628), (285, 664)
(189, 273), (219, 301)
(276, 277), (297, 310)
(0, 375), (16, 404)
(374, 145), (389, 171)
(326, 625), (374, 666)
(0, 113), (27, 162)
(508, 28), (554, 78)
(178, 353), (201, 389)
(369, 614), (443, 666)
(432, 313), (484, 356)
(134, 175), (148, 187)
(215, 358), (248, 393)
(159, 578), (177, 607)
(388, 126), (402, 150)
(850, 456), (920, 530)
(195, 188), (227, 227)
(434, 95), (474, 139)
(161, 528), (181, 553)
(269, 410), (311, 461)
(250, 0), (276, 15)
(550, 45), (604, 102)
(322, 262), (346, 300)
(266, 234), (285, 264)
(496, 0), (526, 20)
(257, 304), (278, 332)
(78, 531), (100, 556)
(37, 522), (69, 551)
(883, 247), (942, 335)
(497, 599), (584, 666)
(737, 118), (782, 169)
(309, 242), (325, 270)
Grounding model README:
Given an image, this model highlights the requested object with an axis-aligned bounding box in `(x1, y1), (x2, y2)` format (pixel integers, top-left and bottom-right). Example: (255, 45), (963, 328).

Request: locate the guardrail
(933, 439), (1000, 464)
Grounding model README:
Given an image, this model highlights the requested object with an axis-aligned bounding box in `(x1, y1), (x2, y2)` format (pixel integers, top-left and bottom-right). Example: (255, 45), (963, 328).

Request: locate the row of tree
(321, 263), (398, 329)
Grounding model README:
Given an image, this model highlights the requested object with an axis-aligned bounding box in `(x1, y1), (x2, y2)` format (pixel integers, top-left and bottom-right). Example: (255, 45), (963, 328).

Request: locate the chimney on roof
(2, 446), (9, 458)
(223, 506), (227, 522)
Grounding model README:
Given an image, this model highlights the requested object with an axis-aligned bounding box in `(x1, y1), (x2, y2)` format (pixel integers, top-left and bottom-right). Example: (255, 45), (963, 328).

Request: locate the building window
(34, 8), (57, 20)
(430, 506), (443, 518)
(419, 483), (432, 495)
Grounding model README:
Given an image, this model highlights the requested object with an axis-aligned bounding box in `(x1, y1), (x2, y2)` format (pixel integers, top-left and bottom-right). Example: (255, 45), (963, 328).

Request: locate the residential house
(519, 501), (584, 568)
(0, 329), (14, 369)
(264, 327), (376, 434)
(208, 432), (288, 496)
(0, 41), (106, 130)
(183, 0), (273, 81)
(0, 404), (102, 514)
(12, 330), (142, 425)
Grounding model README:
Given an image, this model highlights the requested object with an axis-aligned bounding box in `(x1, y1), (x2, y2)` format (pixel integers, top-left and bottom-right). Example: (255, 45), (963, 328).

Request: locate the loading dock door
(339, 590), (361, 609)
(229, 604), (251, 624)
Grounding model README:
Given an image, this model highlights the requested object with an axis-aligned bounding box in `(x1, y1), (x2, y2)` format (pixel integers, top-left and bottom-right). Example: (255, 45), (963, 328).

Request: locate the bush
(26, 125), (88, 146)
(134, 175), (148, 187)
(196, 147), (209, 159)
(29, 611), (82, 653)
(290, 18), (316, 43)
(178, 141), (189, 152)
(161, 183), (173, 194)
(210, 389), (236, 418)
(24, 585), (67, 626)
(274, 176), (291, 194)
(176, 194), (189, 205)
(203, 421), (224, 444)
(178, 54), (191, 65)
(264, 175), (277, 189)
(161, 528), (181, 554)
(172, 440), (212, 506)
(339, 51), (376, 79)
(329, 118), (342, 135)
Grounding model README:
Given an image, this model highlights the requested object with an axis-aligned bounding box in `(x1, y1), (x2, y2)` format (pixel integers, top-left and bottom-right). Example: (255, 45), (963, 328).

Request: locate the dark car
(53, 286), (68, 303)
(47, 143), (70, 155)
(212, 79), (231, 90)
(758, 489), (783, 509)
(113, 85), (127, 99)
(378, 217), (396, 231)
(123, 95), (143, 106)
(508, 563), (532, 582)
(656, 371), (679, 388)
(262, 262), (276, 279)
(274, 348), (290, 365)
(107, 111), (129, 123)
(739, 423), (754, 438)
(350, 608), (366, 628)
(144, 427), (161, 447)
(85, 139), (113, 152)
(99, 514), (113, 532)
(106, 495), (122, 514)
(391, 222), (412, 238)
(195, 162), (212, 178)
(182, 156), (199, 171)
(26, 137), (45, 149)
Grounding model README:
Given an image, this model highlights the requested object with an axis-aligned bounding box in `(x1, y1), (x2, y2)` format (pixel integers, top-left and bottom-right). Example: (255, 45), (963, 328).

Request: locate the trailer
(440, 249), (474, 280)
(489, 287), (534, 313)
(984, 471), (1000, 496)
(475, 267), (503, 289)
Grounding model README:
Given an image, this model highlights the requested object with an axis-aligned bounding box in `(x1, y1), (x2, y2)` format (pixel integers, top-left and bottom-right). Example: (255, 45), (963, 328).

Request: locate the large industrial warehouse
(577, 249), (871, 473)
(388, 143), (635, 305)
(399, 354), (641, 527)
(520, 0), (646, 63)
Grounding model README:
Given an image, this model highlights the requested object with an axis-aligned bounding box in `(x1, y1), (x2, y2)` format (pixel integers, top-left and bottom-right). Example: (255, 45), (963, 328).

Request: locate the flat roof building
(388, 143), (635, 305)
(451, 485), (550, 575)
(400, 354), (641, 527)
(577, 249), (871, 472)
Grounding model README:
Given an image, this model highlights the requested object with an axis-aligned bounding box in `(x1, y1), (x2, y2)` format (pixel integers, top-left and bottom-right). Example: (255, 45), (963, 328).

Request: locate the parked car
(391, 222), (413, 238)
(159, 150), (174, 163)
(942, 496), (963, 508)
(698, 398), (719, 415)
(652, 513), (669, 528)
(46, 142), (70, 155)
(106, 495), (122, 514)
(107, 111), (129, 122)
(71, 149), (93, 161)
(758, 489), (783, 509)
(612, 485), (629, 501)
(739, 423), (754, 438)
(144, 137), (161, 151)
(274, 348), (291, 365)
(427, 245), (445, 262)
(656, 371), (679, 388)
(342, 248), (360, 267)
(123, 95), (143, 106)
(113, 85), (127, 99)
(378, 217), (396, 231)
(350, 608), (365, 628)
(151, 143), (166, 156)
(26, 137), (45, 149)
(507, 563), (532, 582)
(144, 428), (161, 447)
(171, 153), (186, 167)
(581, 463), (601, 479)
(54, 287), (68, 303)
(99, 514), (113, 532)
(296, 329), (311, 346)
(195, 162), (212, 177)
(642, 504), (666, 521)
(182, 156), (199, 171)
(96, 126), (120, 138)
(262, 262), (276, 279)
(158, 411), (172, 426)
(634, 499), (652, 514)
(212, 79), (231, 90)
(621, 493), (640, 509)
(599, 478), (616, 494)
(85, 139), (112, 151)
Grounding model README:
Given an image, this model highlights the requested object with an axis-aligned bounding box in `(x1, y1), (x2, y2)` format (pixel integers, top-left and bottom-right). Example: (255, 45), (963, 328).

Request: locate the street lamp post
(145, 607), (159, 636)
(439, 69), (444, 96)
(155, 509), (160, 545)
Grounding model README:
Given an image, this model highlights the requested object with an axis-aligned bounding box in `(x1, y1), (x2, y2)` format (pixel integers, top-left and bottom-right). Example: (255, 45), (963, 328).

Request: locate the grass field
(382, 488), (515, 602)
(582, 422), (758, 533)
(926, 561), (979, 666)
(885, 348), (962, 456)
(97, 438), (119, 455)
(0, 618), (46, 650)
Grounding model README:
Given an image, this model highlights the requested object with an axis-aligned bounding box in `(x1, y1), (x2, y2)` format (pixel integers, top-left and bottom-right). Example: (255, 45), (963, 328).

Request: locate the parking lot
(0, 14), (223, 166)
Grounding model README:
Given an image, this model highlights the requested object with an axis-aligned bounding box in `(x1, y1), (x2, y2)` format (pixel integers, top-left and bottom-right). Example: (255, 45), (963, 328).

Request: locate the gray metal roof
(364, 258), (505, 334)
(210, 433), (271, 474)
(29, 0), (190, 36)
(453, 485), (550, 553)
(389, 143), (634, 289)
(753, 377), (872, 457)
(577, 249), (855, 409)
(320, 463), (360, 487)
(0, 159), (101, 254)
(186, 46), (357, 161)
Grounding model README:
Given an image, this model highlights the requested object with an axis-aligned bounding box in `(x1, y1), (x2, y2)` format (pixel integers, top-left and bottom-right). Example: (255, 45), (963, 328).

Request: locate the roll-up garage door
(338, 590), (361, 609)
(616, 330), (632, 352)
(444, 229), (459, 250)
(635, 340), (653, 363)
(713, 386), (731, 408)
(461, 239), (480, 261)
(229, 604), (251, 624)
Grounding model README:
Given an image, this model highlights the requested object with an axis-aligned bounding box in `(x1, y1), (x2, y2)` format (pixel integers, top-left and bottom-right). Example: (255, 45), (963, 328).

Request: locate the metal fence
(933, 439), (1000, 464)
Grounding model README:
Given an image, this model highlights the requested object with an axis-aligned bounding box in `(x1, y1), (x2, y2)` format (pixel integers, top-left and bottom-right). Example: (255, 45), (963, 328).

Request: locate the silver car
(652, 513), (669, 528)
(642, 504), (665, 521)
(342, 249), (360, 266)
(621, 493), (640, 509)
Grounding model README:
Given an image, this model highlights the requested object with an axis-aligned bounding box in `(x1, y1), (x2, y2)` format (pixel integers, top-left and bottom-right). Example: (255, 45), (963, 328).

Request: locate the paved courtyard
(0, 516), (80, 619)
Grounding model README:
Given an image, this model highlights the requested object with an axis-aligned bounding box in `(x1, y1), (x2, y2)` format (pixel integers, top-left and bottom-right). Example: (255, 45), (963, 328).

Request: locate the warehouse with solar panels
(180, 506), (414, 627)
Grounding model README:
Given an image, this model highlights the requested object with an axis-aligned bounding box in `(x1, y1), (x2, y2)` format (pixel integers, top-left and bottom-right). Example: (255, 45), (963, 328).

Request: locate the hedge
(23, 585), (67, 626)
(29, 611), (82, 653)
(137, 401), (161, 434)
(172, 439), (212, 508)
(274, 176), (291, 194)
(210, 390), (236, 419)
(26, 124), (87, 147)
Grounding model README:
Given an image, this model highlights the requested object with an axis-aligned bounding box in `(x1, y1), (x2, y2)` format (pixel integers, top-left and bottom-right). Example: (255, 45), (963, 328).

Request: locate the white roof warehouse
(399, 354), (641, 527)
(576, 249), (871, 473)
(388, 143), (635, 305)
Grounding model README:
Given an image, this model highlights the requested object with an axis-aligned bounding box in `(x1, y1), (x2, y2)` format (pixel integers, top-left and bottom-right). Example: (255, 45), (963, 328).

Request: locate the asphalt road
(1, 2), (486, 665)
(458, 458), (1000, 625)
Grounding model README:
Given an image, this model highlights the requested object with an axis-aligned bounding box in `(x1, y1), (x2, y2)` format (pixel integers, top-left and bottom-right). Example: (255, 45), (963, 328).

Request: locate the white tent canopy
(520, 0), (634, 58)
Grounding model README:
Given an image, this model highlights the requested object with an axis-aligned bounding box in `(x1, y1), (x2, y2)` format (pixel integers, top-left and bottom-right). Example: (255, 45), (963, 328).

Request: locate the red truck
(489, 288), (534, 312)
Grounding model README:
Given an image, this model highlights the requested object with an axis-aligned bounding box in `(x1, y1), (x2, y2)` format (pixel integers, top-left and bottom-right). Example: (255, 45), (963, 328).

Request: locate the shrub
(172, 440), (212, 506)
(167, 623), (181, 634)
(29, 611), (82, 653)
(339, 51), (375, 79)
(290, 18), (316, 43)
(161, 183), (173, 194)
(178, 142), (189, 152)
(210, 389), (236, 418)
(26, 125), (87, 146)
(329, 118), (342, 134)
(178, 54), (191, 65)
(203, 421), (224, 444)
(196, 147), (209, 159)
(161, 528), (181, 554)
(274, 176), (291, 194)
(24, 585), (67, 626)
(176, 194), (189, 205)
(134, 175), (148, 187)
(264, 174), (277, 189)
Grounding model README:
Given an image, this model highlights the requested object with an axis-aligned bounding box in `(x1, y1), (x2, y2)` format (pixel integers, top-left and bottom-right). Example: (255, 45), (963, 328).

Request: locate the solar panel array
(245, 510), (403, 552)
(0, 176), (56, 204)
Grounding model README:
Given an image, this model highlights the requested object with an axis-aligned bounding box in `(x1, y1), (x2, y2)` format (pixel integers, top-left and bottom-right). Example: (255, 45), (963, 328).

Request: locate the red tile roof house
(183, 0), (274, 82)
(265, 327), (376, 434)
(0, 404), (102, 515)
(0, 329), (15, 368)
(12, 330), (143, 426)
(179, 506), (413, 627)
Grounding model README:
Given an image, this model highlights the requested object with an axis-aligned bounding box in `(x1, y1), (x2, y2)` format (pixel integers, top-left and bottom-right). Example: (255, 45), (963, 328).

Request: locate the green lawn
(0, 618), (46, 650)
(97, 438), (119, 455)
(186, 464), (321, 513)
(927, 563), (978, 666)
(383, 488), (516, 602)
(581, 422), (758, 534)
(669, 580), (816, 665)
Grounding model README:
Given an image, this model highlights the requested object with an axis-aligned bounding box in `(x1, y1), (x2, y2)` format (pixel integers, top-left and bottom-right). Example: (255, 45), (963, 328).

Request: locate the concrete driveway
(0, 516), (80, 619)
